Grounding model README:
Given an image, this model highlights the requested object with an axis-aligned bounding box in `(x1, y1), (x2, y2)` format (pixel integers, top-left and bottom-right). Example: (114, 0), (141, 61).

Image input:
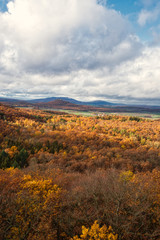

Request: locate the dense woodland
(0, 103), (160, 239)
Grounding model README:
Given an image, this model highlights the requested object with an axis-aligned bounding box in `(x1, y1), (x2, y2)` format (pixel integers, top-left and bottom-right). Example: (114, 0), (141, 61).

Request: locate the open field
(39, 107), (160, 119)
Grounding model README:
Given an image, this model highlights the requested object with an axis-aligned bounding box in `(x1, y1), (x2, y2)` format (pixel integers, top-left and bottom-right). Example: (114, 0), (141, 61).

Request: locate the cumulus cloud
(1, 45), (160, 105)
(138, 2), (160, 26)
(0, 0), (140, 74)
(0, 0), (159, 104)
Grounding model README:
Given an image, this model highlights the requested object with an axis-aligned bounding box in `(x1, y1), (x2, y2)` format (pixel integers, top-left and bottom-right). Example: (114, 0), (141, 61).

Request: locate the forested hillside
(0, 103), (160, 239)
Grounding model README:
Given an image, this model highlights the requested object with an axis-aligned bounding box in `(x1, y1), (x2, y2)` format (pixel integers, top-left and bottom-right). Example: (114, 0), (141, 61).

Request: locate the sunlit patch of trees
(0, 103), (160, 239)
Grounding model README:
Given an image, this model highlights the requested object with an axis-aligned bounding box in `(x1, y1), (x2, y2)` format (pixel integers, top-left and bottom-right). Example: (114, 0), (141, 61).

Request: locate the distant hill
(0, 96), (117, 110)
(36, 99), (111, 111)
(0, 97), (33, 107)
(84, 100), (115, 106)
(28, 97), (81, 104)
(28, 97), (116, 106)
(0, 97), (20, 102)
(37, 99), (77, 108)
(1, 96), (160, 114)
(34, 99), (160, 114)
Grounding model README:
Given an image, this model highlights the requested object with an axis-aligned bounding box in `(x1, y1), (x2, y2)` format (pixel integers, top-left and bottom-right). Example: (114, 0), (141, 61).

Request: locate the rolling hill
(35, 99), (112, 111)
(1, 96), (160, 115)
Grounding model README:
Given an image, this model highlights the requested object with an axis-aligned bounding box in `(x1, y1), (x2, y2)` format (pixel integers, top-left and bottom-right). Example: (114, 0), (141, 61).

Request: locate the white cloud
(1, 45), (160, 104)
(0, 0), (160, 105)
(138, 3), (160, 26)
(0, 0), (140, 73)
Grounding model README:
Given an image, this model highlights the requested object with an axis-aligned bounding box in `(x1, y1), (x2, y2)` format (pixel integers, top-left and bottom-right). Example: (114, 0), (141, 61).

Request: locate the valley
(0, 103), (160, 239)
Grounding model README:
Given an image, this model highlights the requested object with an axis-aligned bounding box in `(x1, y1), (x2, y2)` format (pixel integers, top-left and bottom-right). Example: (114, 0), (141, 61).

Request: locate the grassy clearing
(17, 107), (160, 119)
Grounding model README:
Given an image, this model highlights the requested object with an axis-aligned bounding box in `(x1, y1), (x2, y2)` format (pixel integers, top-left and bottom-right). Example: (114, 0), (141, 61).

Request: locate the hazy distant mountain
(37, 99), (77, 107)
(36, 99), (94, 110)
(1, 96), (160, 114)
(83, 100), (115, 106)
(35, 99), (117, 112)
(0, 97), (20, 102)
(28, 97), (81, 104)
(0, 97), (33, 107)
(28, 97), (116, 106)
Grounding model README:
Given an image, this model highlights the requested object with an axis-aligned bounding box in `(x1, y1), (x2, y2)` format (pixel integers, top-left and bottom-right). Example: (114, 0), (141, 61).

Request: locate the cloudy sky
(0, 0), (160, 104)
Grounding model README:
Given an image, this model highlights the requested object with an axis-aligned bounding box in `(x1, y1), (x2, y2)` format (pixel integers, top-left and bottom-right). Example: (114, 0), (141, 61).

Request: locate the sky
(0, 0), (160, 105)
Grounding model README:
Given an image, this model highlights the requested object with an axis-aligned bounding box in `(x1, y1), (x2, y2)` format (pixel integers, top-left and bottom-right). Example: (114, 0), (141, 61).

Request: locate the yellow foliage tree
(71, 221), (118, 240)
(9, 174), (62, 240)
(120, 170), (134, 183)
(5, 146), (18, 158)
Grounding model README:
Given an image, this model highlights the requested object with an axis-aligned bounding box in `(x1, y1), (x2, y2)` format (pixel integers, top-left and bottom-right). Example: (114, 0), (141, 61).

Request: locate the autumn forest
(0, 103), (160, 239)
